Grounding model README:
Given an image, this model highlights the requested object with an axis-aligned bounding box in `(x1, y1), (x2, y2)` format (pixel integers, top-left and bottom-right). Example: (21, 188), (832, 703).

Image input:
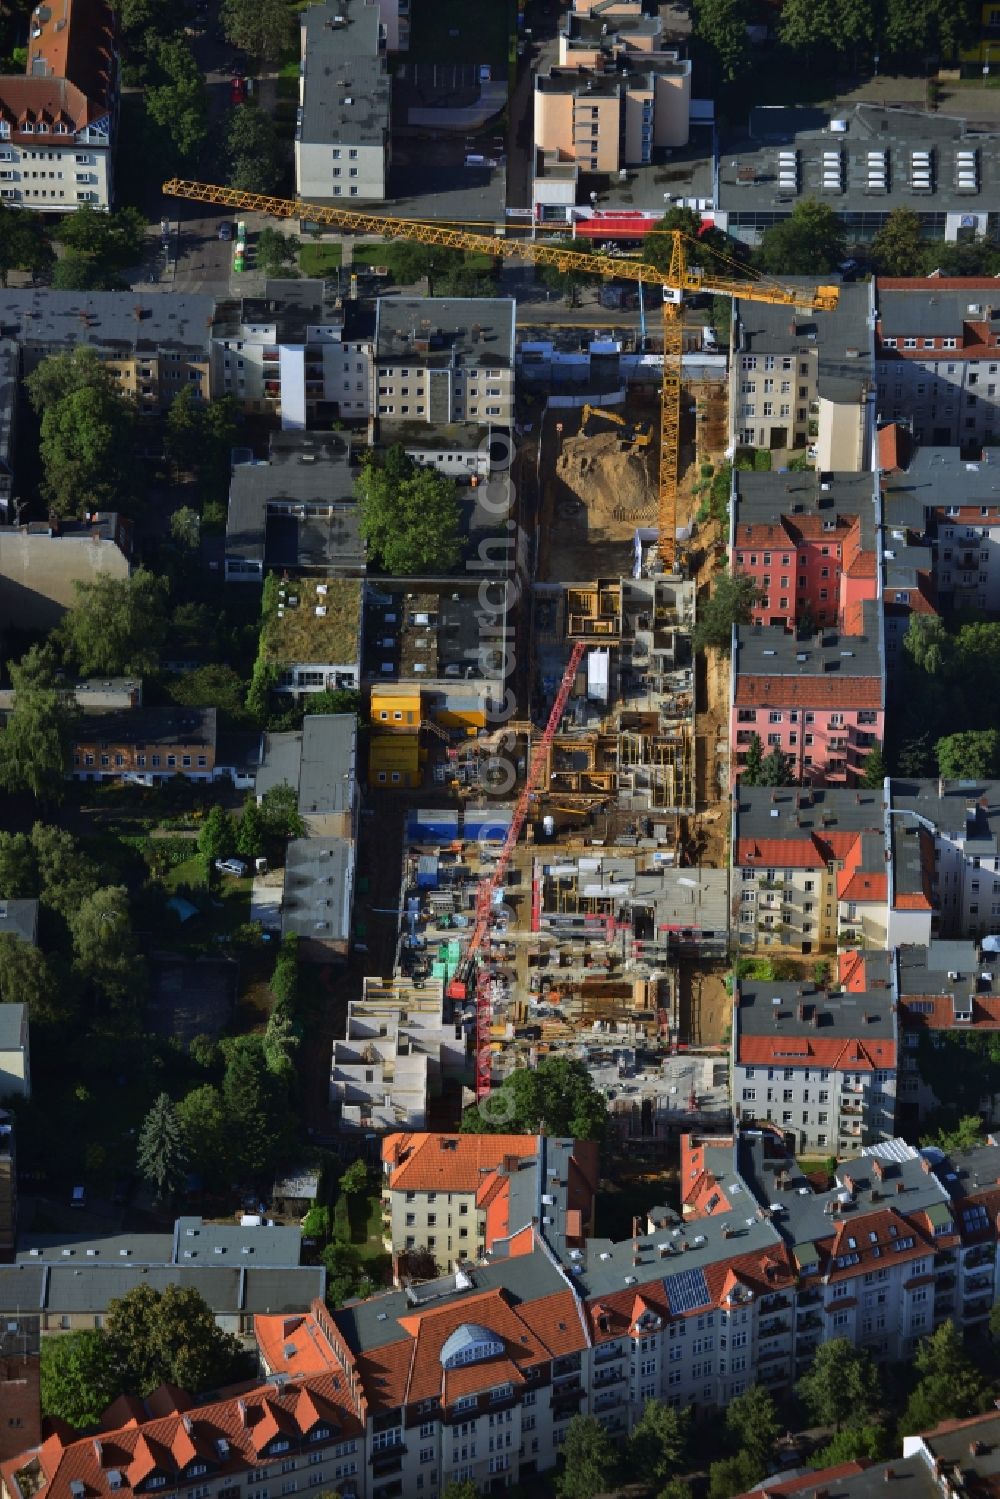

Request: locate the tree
(0, 203), (52, 286)
(757, 200), (846, 276)
(30, 822), (99, 921)
(221, 0), (295, 59)
(170, 506), (200, 551)
(462, 1057), (607, 1140)
(538, 239), (600, 306)
(0, 645), (74, 800)
(260, 781), (306, 839)
(725, 1385), (780, 1476)
(692, 0), (751, 80)
(357, 448), (463, 574)
(40, 1330), (122, 1427)
(59, 570), (170, 676)
(263, 1004), (300, 1080)
(557, 1414), (617, 1499)
(797, 1338), (880, 1431)
(52, 249), (126, 291)
(146, 36), (207, 162)
(228, 103), (284, 193)
(929, 1114), (984, 1154)
(299, 687), (361, 719)
(340, 1159), (369, 1195)
(105, 1282), (250, 1397)
(871, 208), (926, 277)
(810, 1425), (890, 1468)
(164, 384), (204, 473)
(903, 613), (954, 676)
(54, 206), (145, 268)
(322, 1241), (372, 1306)
(902, 1321), (988, 1435)
(643, 206), (740, 278)
(137, 1092), (188, 1203)
(235, 801), (264, 860)
(760, 746), (794, 786)
(778, 0), (874, 53)
(177, 1084), (233, 1180)
(741, 733), (764, 785)
(860, 743), (887, 788)
(692, 570), (764, 653)
(0, 935), (60, 1025)
(628, 1400), (689, 1487)
(709, 1455), (765, 1499)
(0, 833), (40, 899)
(26, 349), (137, 518)
(442, 1484), (478, 1499)
(198, 805), (233, 867)
(71, 885), (144, 1008)
(257, 226), (300, 278)
(221, 1034), (294, 1177)
(935, 730), (1000, 780)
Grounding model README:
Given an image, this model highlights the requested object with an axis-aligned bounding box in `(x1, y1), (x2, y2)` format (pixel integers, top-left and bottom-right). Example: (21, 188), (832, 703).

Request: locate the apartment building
(732, 976), (898, 1154)
(732, 785), (888, 954)
(296, 0), (390, 204)
(259, 576), (363, 701)
(881, 443), (1000, 616)
(731, 281), (874, 463)
(0, 0), (118, 213)
(211, 282), (374, 426)
(0, 511), (131, 629)
(0, 1316), (39, 1463)
(887, 778), (1000, 943)
(894, 940), (1000, 1129)
(717, 104), (1000, 246)
(381, 1132), (599, 1275)
(534, 53), (691, 174)
(225, 432), (365, 584)
(256, 713), (357, 841)
(875, 278), (1000, 448)
(730, 470), (878, 630)
(374, 297), (516, 430)
(731, 600), (885, 786)
(329, 976), (466, 1133)
(70, 708), (216, 784)
(0, 1007), (29, 1101)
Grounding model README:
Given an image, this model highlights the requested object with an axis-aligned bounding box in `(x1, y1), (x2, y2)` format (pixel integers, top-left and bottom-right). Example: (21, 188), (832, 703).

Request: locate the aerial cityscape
(0, 0), (997, 1497)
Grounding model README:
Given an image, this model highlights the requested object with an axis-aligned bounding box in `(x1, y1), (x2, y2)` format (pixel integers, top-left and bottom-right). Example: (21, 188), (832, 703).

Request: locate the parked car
(70, 1185), (86, 1209)
(230, 76), (247, 105)
(215, 857), (249, 877)
(218, 220), (232, 241)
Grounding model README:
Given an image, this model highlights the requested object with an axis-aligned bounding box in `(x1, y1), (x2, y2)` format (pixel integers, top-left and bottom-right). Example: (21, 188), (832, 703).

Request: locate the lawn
(277, 56), (300, 101)
(161, 855), (254, 950)
(348, 1188), (389, 1264)
(299, 242), (343, 276)
(407, 0), (514, 66)
(351, 241), (497, 278)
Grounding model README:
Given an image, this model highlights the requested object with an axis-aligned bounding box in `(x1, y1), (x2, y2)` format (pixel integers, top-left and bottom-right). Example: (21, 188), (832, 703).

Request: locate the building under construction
(532, 575), (696, 823)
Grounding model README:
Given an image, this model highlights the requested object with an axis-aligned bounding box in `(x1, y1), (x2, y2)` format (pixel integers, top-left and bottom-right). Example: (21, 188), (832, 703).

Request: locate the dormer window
(189, 1466), (207, 1477)
(148, 1479), (166, 1490)
(0, 122), (9, 138)
(270, 1441), (290, 1455)
(21, 123), (32, 133)
(309, 1428), (331, 1441)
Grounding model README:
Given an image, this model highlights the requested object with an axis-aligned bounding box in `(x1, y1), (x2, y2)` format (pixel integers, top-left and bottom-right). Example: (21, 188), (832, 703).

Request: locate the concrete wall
(0, 532), (129, 630)
(0, 142), (112, 212)
(816, 395), (865, 472)
(296, 139), (387, 202)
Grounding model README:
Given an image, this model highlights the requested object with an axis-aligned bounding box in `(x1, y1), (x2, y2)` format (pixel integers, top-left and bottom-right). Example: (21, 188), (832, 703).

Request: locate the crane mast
(161, 180), (839, 1099)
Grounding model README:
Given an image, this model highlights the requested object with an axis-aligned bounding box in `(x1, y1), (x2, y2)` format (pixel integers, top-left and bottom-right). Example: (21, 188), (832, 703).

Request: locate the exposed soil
(676, 955), (732, 1048)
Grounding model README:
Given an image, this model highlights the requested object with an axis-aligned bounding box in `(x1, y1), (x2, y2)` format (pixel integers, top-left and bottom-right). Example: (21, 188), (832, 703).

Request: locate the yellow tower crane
(162, 179), (839, 570)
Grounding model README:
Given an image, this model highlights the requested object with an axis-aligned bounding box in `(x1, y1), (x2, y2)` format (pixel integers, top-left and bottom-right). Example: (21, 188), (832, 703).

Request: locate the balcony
(758, 1346), (791, 1366)
(593, 1367), (626, 1389)
(593, 1345), (624, 1366)
(963, 1273), (993, 1297)
(371, 1454), (404, 1479)
(759, 1318), (791, 1340)
(593, 1389), (625, 1411)
(761, 1294), (791, 1312)
(964, 1247), (993, 1271)
(935, 1274), (956, 1294)
(963, 1297), (992, 1320)
(796, 1313), (823, 1334)
(796, 1288), (822, 1308)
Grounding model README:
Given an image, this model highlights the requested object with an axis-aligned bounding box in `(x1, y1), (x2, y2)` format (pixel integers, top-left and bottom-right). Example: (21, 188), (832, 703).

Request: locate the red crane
(448, 639), (587, 1099)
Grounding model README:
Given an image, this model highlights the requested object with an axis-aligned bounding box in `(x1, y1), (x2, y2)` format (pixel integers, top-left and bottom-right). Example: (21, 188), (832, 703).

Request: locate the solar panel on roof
(663, 1267), (710, 1315)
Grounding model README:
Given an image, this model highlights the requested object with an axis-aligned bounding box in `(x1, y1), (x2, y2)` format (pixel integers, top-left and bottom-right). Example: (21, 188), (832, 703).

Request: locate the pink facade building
(731, 599), (885, 786)
(729, 471), (878, 631)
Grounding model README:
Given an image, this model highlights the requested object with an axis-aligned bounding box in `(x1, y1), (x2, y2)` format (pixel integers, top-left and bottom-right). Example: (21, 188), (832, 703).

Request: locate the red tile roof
(734, 675), (882, 709)
(900, 994), (1000, 1029)
(877, 422), (910, 474)
(255, 1310), (347, 1378)
(735, 836), (827, 868)
(382, 1133), (540, 1194)
(735, 1462), (868, 1499)
(737, 1034), (896, 1068)
(0, 1377), (362, 1499)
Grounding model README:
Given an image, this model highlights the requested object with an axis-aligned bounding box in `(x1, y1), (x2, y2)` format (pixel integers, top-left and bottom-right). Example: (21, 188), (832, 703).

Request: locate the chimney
(895, 1180), (905, 1195)
(938, 777), (945, 799)
(797, 1002), (805, 1021)
(884, 1470), (894, 1484)
(842, 1174), (855, 1195)
(970, 1442), (985, 1458)
(872, 1159), (884, 1181)
(920, 1156), (931, 1174)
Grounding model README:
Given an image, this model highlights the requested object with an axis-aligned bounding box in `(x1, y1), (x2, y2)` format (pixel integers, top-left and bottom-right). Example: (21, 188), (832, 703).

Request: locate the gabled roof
(382, 1132), (540, 1194)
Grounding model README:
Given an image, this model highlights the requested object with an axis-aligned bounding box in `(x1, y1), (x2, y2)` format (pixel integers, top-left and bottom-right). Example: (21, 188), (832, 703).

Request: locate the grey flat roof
(0, 1003), (24, 1049)
(890, 776), (1000, 852)
(735, 280), (872, 394)
(75, 707), (217, 749)
(17, 1231), (176, 1264)
(897, 940), (1000, 1008)
(735, 601), (882, 679)
(0, 289), (216, 352)
(877, 280), (1000, 339)
(0, 338), (17, 472)
(380, 419), (490, 453)
(173, 1215), (302, 1267)
(719, 103), (1000, 217)
(375, 297), (515, 368)
(300, 0), (390, 149)
(0, 899), (38, 946)
(883, 445), (1000, 516)
(737, 981), (894, 1043)
(226, 435), (364, 571)
(734, 470), (877, 553)
(734, 785), (881, 845)
(282, 835), (354, 943)
(256, 714), (357, 815)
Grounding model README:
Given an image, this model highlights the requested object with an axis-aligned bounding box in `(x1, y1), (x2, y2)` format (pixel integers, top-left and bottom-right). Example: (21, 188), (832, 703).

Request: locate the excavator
(580, 403), (652, 449)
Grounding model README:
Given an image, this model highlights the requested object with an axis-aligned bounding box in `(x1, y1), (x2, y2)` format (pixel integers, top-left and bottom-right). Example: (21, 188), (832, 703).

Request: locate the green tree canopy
(28, 821), (99, 921)
(628, 1399), (689, 1487)
(198, 805), (234, 867)
(692, 570), (764, 653)
(221, 0), (296, 59)
(870, 208), (926, 277)
(0, 934), (60, 1025)
(228, 103), (284, 193)
(726, 1384), (780, 1475)
(557, 1414), (618, 1499)
(235, 800), (265, 859)
(257, 227), (300, 278)
(760, 746), (794, 786)
(54, 205), (145, 267)
(708, 1453), (765, 1499)
(642, 205), (741, 277)
(58, 570), (170, 676)
(692, 0), (751, 80)
(902, 1320), (988, 1435)
(137, 1092), (188, 1203)
(105, 1282), (250, 1397)
(538, 239), (601, 304)
(0, 832), (40, 900)
(756, 200), (846, 276)
(52, 250), (126, 291)
(810, 1425), (891, 1468)
(340, 1159), (369, 1195)
(0, 203), (53, 286)
(145, 35), (208, 162)
(741, 733), (764, 786)
(778, 0), (875, 52)
(797, 1337), (880, 1430)
(462, 1057), (607, 1140)
(861, 744), (887, 787)
(935, 730), (1000, 780)
(259, 781), (306, 839)
(26, 346), (137, 517)
(71, 885), (144, 1009)
(221, 1034), (294, 1177)
(357, 447), (463, 574)
(177, 1083), (233, 1180)
(0, 644), (75, 800)
(170, 506), (201, 551)
(928, 1115), (984, 1154)
(40, 1329), (122, 1427)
